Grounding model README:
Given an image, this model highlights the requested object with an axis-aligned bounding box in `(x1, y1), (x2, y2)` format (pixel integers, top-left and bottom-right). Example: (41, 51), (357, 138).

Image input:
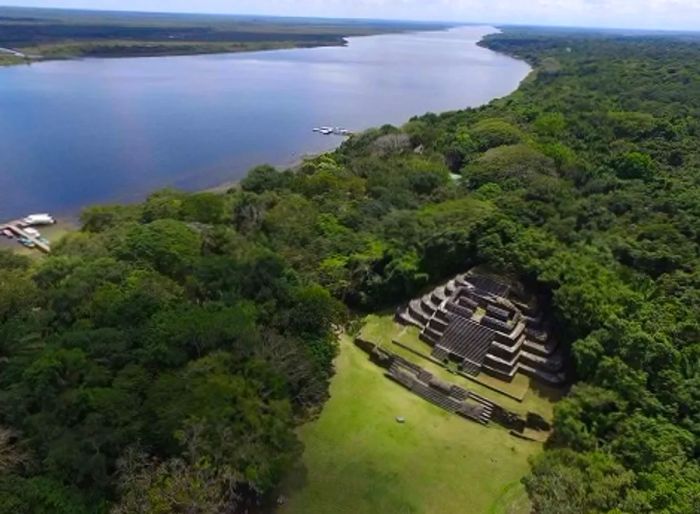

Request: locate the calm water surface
(0, 25), (529, 219)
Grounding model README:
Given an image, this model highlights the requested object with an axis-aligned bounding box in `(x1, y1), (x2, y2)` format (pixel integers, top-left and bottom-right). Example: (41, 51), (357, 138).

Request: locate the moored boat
(22, 213), (56, 226)
(18, 237), (35, 248)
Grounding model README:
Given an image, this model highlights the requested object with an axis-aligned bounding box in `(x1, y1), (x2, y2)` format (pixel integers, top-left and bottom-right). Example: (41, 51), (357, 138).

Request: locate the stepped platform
(437, 315), (495, 370)
(385, 355), (495, 426)
(396, 269), (567, 386)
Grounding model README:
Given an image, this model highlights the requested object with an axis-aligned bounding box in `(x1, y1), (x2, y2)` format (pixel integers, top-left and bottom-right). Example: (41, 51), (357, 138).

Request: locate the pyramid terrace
(395, 270), (566, 386)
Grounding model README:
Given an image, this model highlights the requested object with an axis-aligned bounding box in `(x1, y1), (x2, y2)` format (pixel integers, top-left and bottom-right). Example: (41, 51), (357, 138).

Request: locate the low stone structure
(387, 355), (494, 425)
(395, 270), (566, 385)
(356, 339), (532, 433)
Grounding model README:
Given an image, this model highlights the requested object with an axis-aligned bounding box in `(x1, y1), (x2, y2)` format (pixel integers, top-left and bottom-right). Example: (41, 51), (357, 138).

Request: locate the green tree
(612, 152), (655, 181)
(117, 219), (201, 278)
(524, 450), (634, 514)
(470, 118), (524, 151)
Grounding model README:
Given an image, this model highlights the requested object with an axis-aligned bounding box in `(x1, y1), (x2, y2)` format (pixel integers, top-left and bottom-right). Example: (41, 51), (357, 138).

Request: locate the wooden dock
(0, 221), (51, 253)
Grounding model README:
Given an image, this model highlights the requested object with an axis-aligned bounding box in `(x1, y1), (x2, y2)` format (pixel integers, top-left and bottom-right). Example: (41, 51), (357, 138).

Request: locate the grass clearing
(279, 334), (541, 514)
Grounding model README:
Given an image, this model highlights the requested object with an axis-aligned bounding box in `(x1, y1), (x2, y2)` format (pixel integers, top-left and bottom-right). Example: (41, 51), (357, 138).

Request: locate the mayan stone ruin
(395, 270), (566, 385)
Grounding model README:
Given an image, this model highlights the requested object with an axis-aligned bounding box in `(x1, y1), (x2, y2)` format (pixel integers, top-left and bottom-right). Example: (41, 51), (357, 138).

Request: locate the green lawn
(279, 334), (542, 514)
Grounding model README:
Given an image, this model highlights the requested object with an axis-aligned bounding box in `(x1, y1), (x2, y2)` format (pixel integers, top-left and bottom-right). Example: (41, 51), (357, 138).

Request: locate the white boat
(314, 126), (350, 136)
(24, 227), (41, 238)
(22, 214), (55, 226)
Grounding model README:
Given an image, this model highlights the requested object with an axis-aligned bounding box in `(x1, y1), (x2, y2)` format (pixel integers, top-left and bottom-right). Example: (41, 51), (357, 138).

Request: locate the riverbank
(0, 25), (529, 220)
(0, 53), (25, 66)
(0, 7), (452, 67)
(5, 39), (348, 66)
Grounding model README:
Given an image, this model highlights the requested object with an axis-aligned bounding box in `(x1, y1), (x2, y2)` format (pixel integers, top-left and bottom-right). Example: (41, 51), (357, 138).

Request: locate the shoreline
(199, 26), (531, 198)
(0, 39), (346, 68)
(202, 150), (326, 194)
(2, 21), (462, 67)
(0, 16), (456, 69)
(0, 25), (529, 254)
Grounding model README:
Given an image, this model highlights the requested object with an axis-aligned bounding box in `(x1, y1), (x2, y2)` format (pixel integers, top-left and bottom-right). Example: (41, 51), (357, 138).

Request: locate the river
(0, 25), (529, 220)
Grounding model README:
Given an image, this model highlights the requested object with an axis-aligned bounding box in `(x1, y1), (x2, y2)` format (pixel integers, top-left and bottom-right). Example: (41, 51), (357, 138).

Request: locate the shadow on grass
(265, 460), (309, 514)
(529, 379), (568, 405)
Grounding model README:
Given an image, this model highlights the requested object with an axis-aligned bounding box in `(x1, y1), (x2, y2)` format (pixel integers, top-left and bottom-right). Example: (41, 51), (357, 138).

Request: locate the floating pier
(313, 126), (352, 136)
(0, 215), (55, 253)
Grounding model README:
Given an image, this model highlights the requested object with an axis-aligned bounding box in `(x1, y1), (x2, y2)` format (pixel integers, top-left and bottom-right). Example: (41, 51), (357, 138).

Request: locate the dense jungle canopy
(1, 26), (700, 513)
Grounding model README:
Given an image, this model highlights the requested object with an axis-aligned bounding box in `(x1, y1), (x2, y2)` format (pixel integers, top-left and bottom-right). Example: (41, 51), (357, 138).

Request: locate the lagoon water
(0, 25), (529, 219)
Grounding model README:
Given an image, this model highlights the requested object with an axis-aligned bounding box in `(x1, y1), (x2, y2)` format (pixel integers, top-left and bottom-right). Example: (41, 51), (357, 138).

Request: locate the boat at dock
(0, 212), (55, 253)
(18, 237), (35, 249)
(313, 126), (352, 136)
(21, 213), (56, 226)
